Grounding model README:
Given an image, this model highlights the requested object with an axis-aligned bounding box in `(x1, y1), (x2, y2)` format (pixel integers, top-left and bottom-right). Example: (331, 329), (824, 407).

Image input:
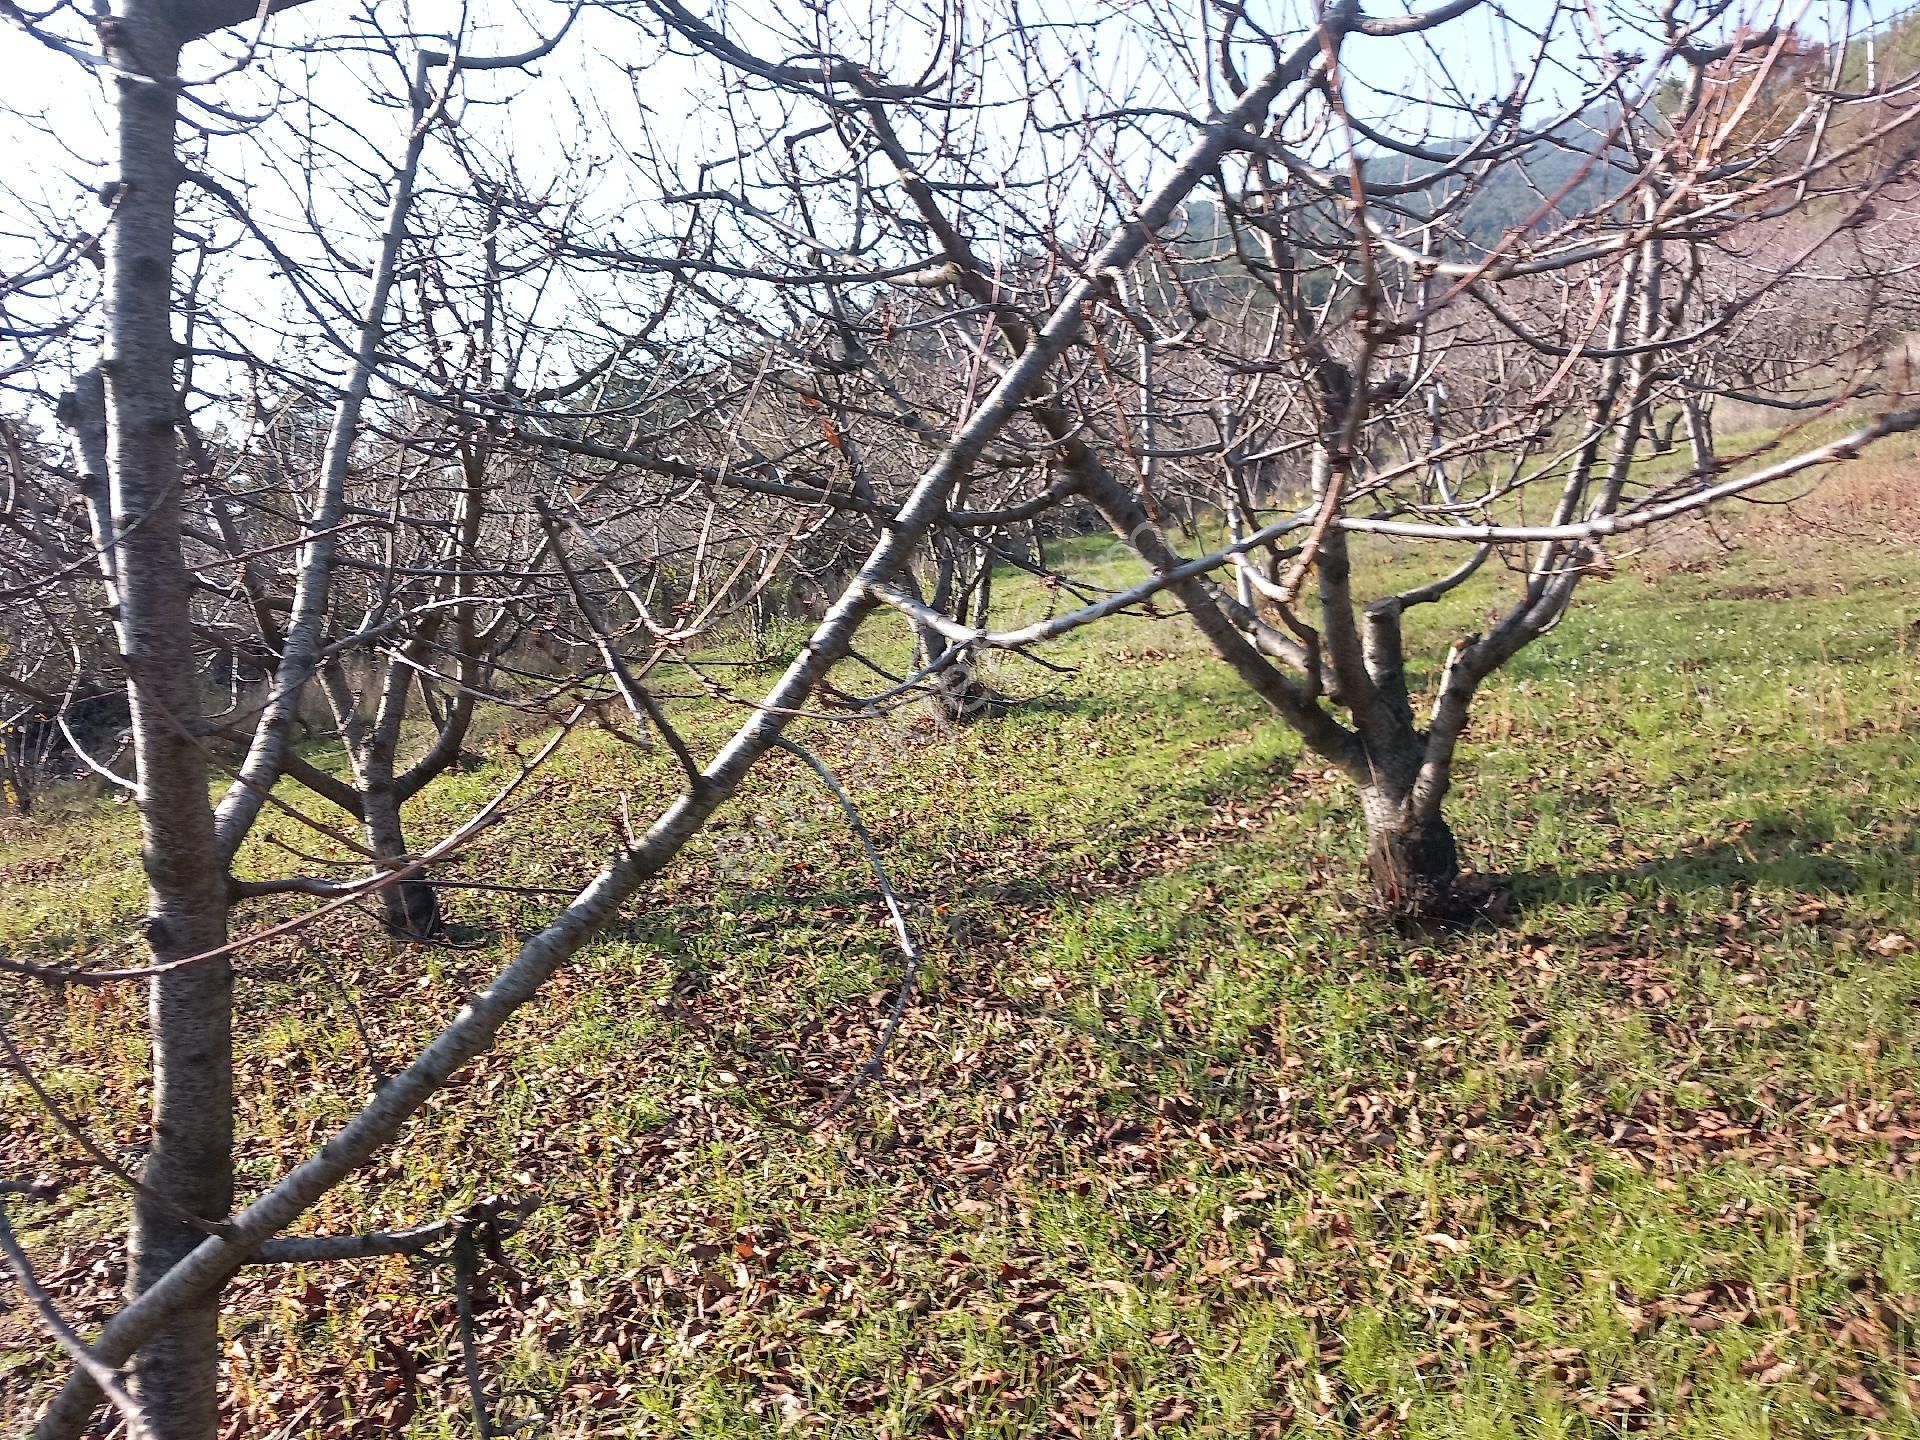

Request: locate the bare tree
(810, 0), (1920, 915)
(0, 0), (1348, 1429)
(4, 0), (1918, 1434)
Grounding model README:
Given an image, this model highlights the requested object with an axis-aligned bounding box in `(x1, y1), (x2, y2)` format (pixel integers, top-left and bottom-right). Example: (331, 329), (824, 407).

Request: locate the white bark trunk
(98, 4), (232, 1433)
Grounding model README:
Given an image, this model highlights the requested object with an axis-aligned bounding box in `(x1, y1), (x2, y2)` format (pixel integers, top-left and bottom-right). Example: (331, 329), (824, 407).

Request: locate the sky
(0, 0), (1890, 418)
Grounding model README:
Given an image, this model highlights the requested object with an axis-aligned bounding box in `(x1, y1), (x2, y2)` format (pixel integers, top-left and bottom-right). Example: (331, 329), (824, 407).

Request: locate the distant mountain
(1157, 103), (1634, 269)
(1428, 106), (1636, 251)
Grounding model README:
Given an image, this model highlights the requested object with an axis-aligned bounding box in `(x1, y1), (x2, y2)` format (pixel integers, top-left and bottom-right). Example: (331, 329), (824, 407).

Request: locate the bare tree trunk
(911, 537), (1006, 724)
(1360, 781), (1461, 917)
(914, 625), (1005, 724)
(362, 785), (440, 938)
(318, 659), (444, 939)
(1355, 598), (1465, 918)
(99, 3), (232, 1433)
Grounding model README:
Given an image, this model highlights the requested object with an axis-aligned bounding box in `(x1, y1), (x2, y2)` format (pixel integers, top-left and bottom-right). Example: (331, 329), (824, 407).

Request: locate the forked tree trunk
(1360, 784), (1462, 919)
(914, 624), (1008, 725)
(317, 657), (448, 940)
(1081, 432), (1487, 922)
(98, 4), (234, 1433)
(362, 787), (441, 938)
(912, 538), (1008, 725)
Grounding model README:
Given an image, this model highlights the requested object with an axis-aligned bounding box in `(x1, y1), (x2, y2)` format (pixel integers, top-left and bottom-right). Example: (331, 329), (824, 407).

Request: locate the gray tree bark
(96, 2), (233, 1431)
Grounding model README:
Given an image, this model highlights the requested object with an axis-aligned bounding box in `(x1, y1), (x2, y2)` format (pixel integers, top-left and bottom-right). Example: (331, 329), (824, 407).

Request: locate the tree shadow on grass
(1513, 809), (1885, 909)
(993, 692), (1118, 721)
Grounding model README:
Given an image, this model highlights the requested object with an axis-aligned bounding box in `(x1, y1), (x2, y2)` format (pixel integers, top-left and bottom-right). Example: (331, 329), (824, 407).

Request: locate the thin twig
(0, 1017), (232, 1238)
(0, 1202), (154, 1440)
(250, 1196), (535, 1264)
(452, 1221), (495, 1440)
(301, 943), (386, 1091)
(535, 500), (708, 796)
(772, 738), (926, 1122)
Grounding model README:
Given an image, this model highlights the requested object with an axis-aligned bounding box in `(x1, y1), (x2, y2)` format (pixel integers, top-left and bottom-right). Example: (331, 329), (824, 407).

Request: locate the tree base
(1386, 872), (1512, 931)
(1365, 815), (1504, 927)
(380, 881), (444, 941)
(929, 671), (1013, 726)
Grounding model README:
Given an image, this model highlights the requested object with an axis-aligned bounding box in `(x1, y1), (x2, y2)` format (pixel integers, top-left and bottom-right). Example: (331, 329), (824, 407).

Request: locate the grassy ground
(3, 499), (1920, 1438)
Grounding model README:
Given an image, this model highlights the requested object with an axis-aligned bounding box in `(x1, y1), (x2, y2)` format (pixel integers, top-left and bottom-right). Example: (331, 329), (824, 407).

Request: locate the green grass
(4, 518), (1920, 1437)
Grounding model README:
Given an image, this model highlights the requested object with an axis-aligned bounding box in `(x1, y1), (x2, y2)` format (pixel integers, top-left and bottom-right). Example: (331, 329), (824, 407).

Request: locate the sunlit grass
(4, 507), (1920, 1435)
